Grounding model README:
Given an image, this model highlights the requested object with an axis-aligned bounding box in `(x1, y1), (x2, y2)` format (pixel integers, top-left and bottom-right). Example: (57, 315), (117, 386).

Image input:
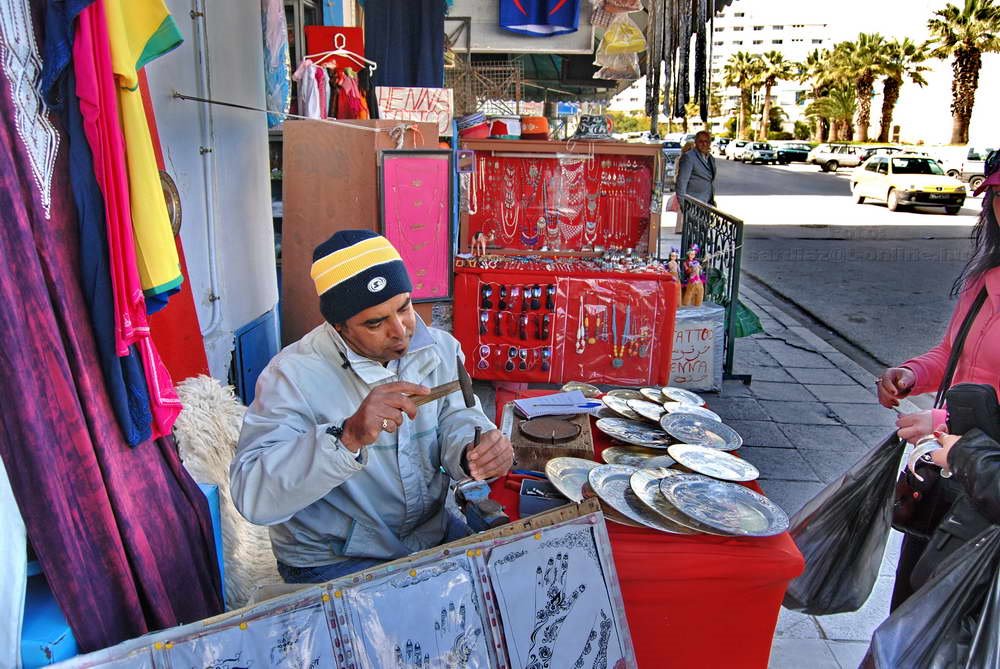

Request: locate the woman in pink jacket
(876, 150), (1000, 608)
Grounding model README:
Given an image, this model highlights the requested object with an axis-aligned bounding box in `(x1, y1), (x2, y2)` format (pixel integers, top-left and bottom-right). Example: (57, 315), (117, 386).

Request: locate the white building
(710, 7), (831, 130)
(608, 4), (831, 132)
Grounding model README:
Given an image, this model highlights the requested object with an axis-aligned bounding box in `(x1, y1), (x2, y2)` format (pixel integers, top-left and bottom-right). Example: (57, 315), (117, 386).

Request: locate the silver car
(742, 142), (778, 164)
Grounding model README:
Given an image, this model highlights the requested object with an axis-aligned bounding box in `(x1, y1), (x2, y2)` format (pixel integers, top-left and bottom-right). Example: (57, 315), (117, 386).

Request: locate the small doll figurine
(681, 244), (705, 307)
(471, 231), (494, 257)
(666, 247), (681, 283)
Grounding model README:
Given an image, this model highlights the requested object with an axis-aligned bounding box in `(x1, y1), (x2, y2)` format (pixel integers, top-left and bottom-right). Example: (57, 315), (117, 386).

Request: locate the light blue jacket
(230, 318), (494, 567)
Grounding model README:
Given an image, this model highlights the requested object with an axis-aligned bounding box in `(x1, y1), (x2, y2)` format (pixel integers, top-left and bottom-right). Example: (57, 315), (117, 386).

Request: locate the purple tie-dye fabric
(0, 0), (221, 652)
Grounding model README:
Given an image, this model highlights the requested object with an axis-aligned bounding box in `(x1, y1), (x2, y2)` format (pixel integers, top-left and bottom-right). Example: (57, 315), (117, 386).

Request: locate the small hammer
(411, 356), (477, 409)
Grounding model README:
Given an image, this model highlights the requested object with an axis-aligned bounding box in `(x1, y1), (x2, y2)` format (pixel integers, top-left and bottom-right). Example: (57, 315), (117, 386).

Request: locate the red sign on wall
(303, 26), (365, 69)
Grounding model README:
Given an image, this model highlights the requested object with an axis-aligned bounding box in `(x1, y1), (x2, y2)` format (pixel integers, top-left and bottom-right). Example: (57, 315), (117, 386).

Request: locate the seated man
(230, 230), (513, 583)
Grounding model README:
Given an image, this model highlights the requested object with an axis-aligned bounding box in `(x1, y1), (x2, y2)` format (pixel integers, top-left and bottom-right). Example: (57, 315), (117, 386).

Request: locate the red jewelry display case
(455, 139), (680, 386)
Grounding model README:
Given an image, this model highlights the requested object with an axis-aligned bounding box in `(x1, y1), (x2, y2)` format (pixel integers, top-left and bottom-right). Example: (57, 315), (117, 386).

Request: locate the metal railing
(679, 196), (752, 384)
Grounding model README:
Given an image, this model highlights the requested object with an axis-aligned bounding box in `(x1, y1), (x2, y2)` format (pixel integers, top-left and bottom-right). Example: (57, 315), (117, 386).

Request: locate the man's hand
(877, 367), (916, 408)
(464, 429), (513, 480)
(341, 382), (429, 452)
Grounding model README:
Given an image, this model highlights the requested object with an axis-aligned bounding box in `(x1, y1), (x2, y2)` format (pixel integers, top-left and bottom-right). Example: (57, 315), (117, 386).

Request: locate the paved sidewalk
(727, 286), (916, 669)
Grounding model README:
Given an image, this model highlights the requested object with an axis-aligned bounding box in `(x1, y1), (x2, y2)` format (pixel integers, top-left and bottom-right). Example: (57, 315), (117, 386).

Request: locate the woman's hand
(877, 367), (916, 408)
(929, 431), (961, 469)
(896, 410), (945, 443)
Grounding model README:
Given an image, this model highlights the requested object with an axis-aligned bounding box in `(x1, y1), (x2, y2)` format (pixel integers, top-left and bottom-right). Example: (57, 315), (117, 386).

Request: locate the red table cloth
(491, 388), (804, 669)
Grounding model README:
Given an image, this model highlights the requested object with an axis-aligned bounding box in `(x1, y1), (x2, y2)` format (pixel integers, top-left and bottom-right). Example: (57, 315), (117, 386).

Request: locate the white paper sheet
(164, 603), (337, 669)
(345, 555), (492, 669)
(487, 524), (626, 669)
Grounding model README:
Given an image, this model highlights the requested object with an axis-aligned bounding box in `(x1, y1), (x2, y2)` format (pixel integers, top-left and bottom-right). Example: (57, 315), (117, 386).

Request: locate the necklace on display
(576, 296), (586, 354)
(611, 303), (622, 368)
(500, 165), (519, 243)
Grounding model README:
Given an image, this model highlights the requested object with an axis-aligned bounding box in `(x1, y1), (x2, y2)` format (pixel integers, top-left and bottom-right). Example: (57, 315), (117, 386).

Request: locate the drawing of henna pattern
(572, 623), (599, 669)
(592, 610), (612, 669)
(526, 552), (587, 669)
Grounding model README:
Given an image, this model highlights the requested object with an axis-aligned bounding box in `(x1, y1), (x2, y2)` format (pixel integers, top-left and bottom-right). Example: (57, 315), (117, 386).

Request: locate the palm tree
(806, 86), (857, 141)
(877, 38), (931, 142)
(927, 0), (1000, 144)
(723, 51), (763, 140)
(833, 33), (888, 142)
(798, 49), (835, 141)
(755, 51), (798, 140)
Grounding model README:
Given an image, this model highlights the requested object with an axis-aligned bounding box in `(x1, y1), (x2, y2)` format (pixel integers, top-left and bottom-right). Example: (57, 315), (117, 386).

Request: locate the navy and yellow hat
(311, 230), (412, 324)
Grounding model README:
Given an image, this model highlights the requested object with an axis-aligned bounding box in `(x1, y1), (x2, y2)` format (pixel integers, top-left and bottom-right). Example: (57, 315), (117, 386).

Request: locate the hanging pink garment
(336, 69), (363, 119)
(73, 1), (180, 438)
(72, 0), (143, 355)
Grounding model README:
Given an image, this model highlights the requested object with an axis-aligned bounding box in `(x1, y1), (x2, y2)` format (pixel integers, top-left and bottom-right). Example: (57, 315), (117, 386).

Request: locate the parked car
(725, 139), (750, 160)
(711, 137), (731, 157)
(662, 140), (683, 181)
(850, 154), (966, 214)
(774, 142), (812, 164)
(928, 145), (995, 182)
(808, 143), (866, 171)
(742, 142), (778, 164)
(858, 145), (908, 161)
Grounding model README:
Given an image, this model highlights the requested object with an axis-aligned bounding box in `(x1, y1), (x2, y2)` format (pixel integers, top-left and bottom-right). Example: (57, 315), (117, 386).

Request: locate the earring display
(466, 152), (655, 253)
(456, 271), (673, 387)
(455, 140), (676, 387)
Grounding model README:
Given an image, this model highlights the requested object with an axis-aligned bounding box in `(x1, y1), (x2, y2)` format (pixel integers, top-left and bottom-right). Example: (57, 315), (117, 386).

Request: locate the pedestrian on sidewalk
(876, 150), (1000, 608)
(674, 131), (716, 233)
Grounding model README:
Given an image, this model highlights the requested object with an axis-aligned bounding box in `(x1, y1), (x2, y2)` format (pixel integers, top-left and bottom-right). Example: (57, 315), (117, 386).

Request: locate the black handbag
(910, 384), (1000, 589)
(890, 287), (989, 539)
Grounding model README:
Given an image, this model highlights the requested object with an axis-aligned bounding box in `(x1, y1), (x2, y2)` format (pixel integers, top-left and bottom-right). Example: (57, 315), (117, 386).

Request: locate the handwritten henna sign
(376, 87), (454, 135)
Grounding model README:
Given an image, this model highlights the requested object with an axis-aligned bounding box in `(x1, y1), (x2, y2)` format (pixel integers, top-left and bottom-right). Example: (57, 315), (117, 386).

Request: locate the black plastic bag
(782, 432), (906, 614)
(870, 526), (1000, 669)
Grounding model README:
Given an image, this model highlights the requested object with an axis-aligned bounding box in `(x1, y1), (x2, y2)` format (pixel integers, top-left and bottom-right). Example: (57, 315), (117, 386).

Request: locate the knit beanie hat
(311, 230), (412, 325)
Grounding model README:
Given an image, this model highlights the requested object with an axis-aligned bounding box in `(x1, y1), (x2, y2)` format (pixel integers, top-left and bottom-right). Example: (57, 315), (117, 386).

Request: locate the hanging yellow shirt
(104, 0), (184, 297)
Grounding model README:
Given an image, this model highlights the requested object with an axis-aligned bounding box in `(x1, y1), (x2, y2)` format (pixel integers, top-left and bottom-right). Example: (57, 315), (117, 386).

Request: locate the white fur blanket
(174, 375), (281, 609)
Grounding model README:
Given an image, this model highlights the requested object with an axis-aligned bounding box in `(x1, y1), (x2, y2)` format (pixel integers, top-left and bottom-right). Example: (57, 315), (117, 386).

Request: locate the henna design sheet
(344, 555), (493, 668)
(487, 524), (627, 669)
(163, 602), (338, 669)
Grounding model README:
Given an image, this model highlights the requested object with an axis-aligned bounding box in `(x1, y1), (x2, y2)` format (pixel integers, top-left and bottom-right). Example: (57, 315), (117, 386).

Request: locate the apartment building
(609, 4), (831, 132)
(711, 6), (831, 129)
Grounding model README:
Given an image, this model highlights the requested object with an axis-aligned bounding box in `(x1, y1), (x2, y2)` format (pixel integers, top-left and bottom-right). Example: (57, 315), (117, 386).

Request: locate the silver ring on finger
(381, 418), (391, 432)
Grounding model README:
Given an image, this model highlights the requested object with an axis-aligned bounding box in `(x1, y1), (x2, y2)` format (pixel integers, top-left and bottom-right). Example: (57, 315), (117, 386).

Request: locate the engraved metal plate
(594, 417), (673, 448)
(589, 465), (691, 534)
(639, 387), (667, 404)
(667, 444), (759, 482)
(545, 457), (599, 503)
(662, 402), (721, 423)
(626, 399), (666, 423)
(661, 387), (706, 407)
(601, 446), (676, 469)
(561, 381), (601, 398)
(628, 469), (719, 535)
(601, 395), (642, 421)
(605, 389), (644, 401)
(659, 413), (743, 451)
(659, 477), (790, 537)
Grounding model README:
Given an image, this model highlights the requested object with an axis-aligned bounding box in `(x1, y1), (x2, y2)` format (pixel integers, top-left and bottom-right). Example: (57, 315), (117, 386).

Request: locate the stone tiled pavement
(727, 286), (921, 669)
